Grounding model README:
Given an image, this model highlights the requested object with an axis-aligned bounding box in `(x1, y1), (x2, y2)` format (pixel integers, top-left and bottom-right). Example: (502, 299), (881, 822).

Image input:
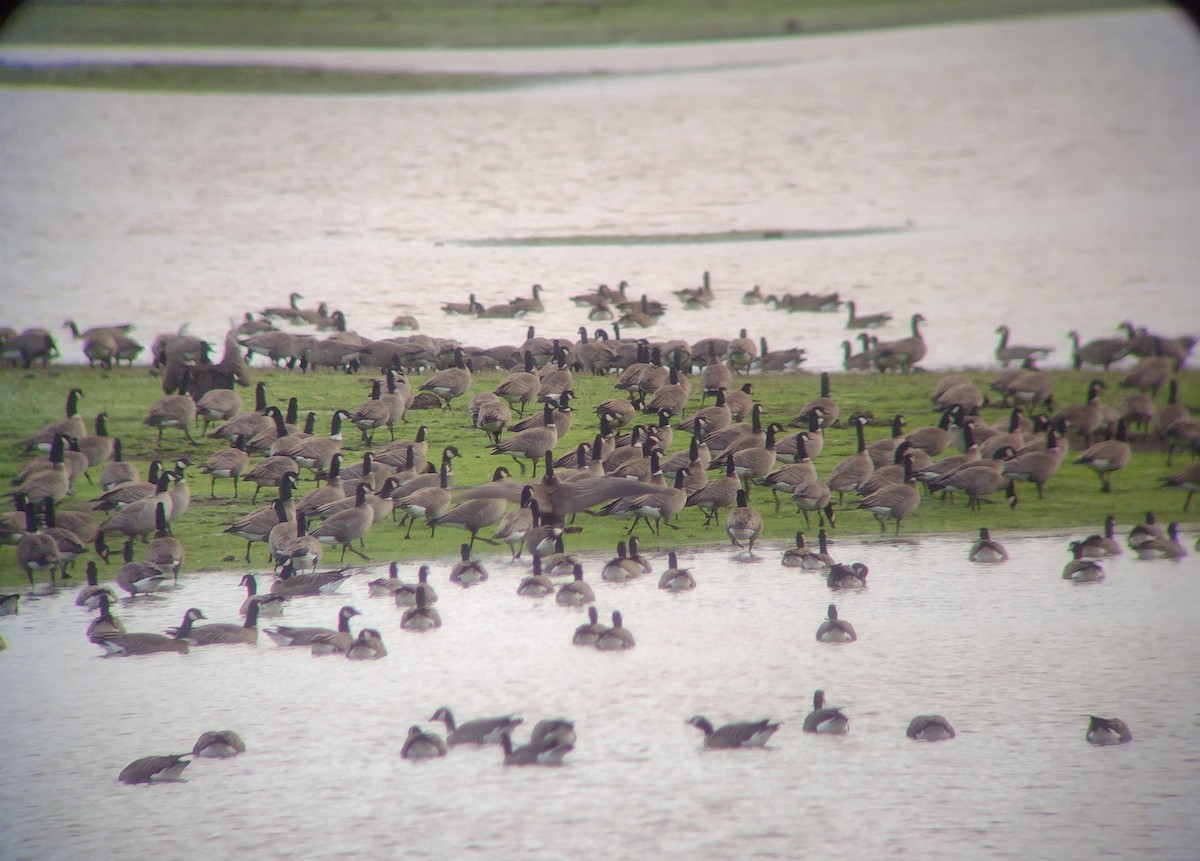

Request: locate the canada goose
(294, 453), (345, 519)
(846, 300), (892, 330)
(143, 372), (198, 446)
(307, 482), (374, 561)
(118, 754), (191, 784)
(656, 550), (695, 591)
(555, 564), (596, 606)
(0, 593), (19, 617)
(349, 379), (392, 444)
(366, 561), (405, 598)
(601, 540), (642, 582)
(400, 589), (443, 630)
(678, 389), (732, 436)
(260, 291), (306, 322)
(240, 573), (286, 617)
(449, 543), (489, 587)
(1000, 428), (1065, 498)
(537, 350), (575, 409)
(687, 455), (739, 527)
(1120, 355), (1172, 399)
(223, 472), (298, 563)
(428, 468), (511, 550)
(803, 690), (849, 734)
(441, 293), (483, 316)
(499, 731), (574, 766)
(873, 313), (927, 373)
(1127, 511), (1168, 551)
(37, 498), (87, 574)
(827, 416), (874, 502)
(192, 730), (246, 758)
(144, 502), (185, 581)
(1133, 522), (1187, 560)
(270, 559), (351, 597)
(243, 454), (301, 505)
(1052, 380), (1108, 447)
(491, 403), (560, 476)
(420, 347), (473, 410)
(400, 725), (447, 759)
(599, 466), (689, 536)
(725, 489), (763, 554)
(529, 718), (576, 748)
(1074, 418), (1132, 493)
(1161, 461), (1200, 512)
(273, 510), (323, 571)
(1068, 330), (1129, 371)
(394, 564), (438, 608)
(23, 387), (85, 451)
(195, 387), (244, 438)
(265, 604), (360, 647)
(98, 469), (173, 541)
(211, 381), (271, 443)
(13, 435), (72, 509)
(789, 528), (837, 571)
(344, 628), (388, 660)
(1074, 515), (1123, 557)
(16, 505), (60, 589)
(906, 715), (956, 741)
(74, 412), (115, 477)
(175, 602), (260, 646)
(968, 527), (1009, 563)
(518, 554), (556, 598)
(780, 530), (810, 568)
(87, 590), (125, 638)
(92, 627), (189, 656)
(197, 436), (251, 499)
(594, 610), (635, 651)
(827, 561), (869, 589)
(815, 603), (857, 642)
(430, 707), (523, 745)
(1086, 715), (1133, 745)
(994, 325), (1053, 367)
(858, 454), (922, 533)
(842, 335), (875, 372)
(75, 559), (109, 608)
(99, 438), (138, 492)
(1063, 542), (1106, 582)
(290, 410), (350, 476)
(249, 402), (305, 455)
(113, 539), (166, 596)
(686, 716), (781, 749)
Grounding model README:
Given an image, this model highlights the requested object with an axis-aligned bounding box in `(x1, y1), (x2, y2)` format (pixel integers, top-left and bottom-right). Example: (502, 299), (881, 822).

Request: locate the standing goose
(243, 454), (301, 504)
(199, 435), (251, 498)
(1068, 330), (1129, 371)
(600, 465), (689, 536)
(265, 605), (360, 647)
(294, 452), (346, 519)
(16, 505), (61, 590)
(968, 527), (1009, 563)
(1052, 380), (1108, 447)
(195, 386), (244, 438)
(495, 351), (541, 416)
(490, 403), (560, 476)
(427, 467), (511, 551)
(595, 610), (636, 651)
(491, 486), (536, 559)
(803, 690), (849, 734)
(39, 498), (88, 574)
(686, 716), (781, 749)
(658, 550), (696, 591)
(77, 411), (115, 476)
(277, 511), (323, 572)
(1086, 715), (1133, 745)
(420, 347), (472, 410)
(23, 387), (85, 451)
(14, 434), (71, 508)
(1074, 418), (1132, 493)
(1063, 542), (1106, 582)
(307, 482), (374, 561)
(725, 489), (763, 555)
(1161, 461), (1200, 512)
(688, 455), (740, 527)
(224, 472), (298, 563)
(401, 725), (448, 759)
(816, 604), (857, 642)
(291, 410), (351, 476)
(827, 416), (874, 502)
(118, 754), (191, 784)
(793, 373), (839, 427)
(556, 564), (596, 606)
(99, 438), (138, 491)
(1001, 428), (1066, 499)
(430, 707), (523, 745)
(144, 501), (185, 581)
(240, 573), (287, 617)
(143, 371), (198, 446)
(858, 454), (921, 534)
(678, 388), (732, 435)
(349, 379), (392, 444)
(906, 715), (956, 741)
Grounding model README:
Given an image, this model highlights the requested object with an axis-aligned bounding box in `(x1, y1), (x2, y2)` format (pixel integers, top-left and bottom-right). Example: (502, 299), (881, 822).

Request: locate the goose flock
(2, 280), (1196, 770)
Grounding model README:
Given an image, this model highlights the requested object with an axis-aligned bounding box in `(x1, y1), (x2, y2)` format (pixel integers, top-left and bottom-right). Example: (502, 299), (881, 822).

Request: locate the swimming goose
(846, 300), (892, 330)
(1133, 522), (1187, 560)
(420, 347), (473, 410)
(906, 715), (956, 741)
(1062, 542), (1106, 582)
(400, 590), (442, 630)
(1075, 515), (1123, 557)
(1074, 418), (1132, 493)
(530, 718), (576, 748)
(601, 540), (642, 582)
(1126, 511), (1167, 551)
(1086, 715), (1133, 745)
(1, 593), (20, 616)
(595, 610), (636, 651)
(177, 603), (261, 646)
(92, 626), (189, 656)
(367, 560), (405, 598)
(23, 388), (85, 451)
(239, 573), (286, 618)
(570, 604), (609, 644)
(75, 560), (109, 608)
(780, 530), (810, 568)
(500, 731), (574, 766)
(725, 489), (763, 554)
(827, 416), (874, 502)
(143, 502), (185, 581)
(449, 543), (489, 587)
(401, 725), (447, 759)
(787, 528), (836, 571)
(118, 754), (191, 784)
(193, 730), (246, 758)
(994, 325), (1053, 367)
(556, 564), (596, 606)
(816, 604), (857, 642)
(114, 539), (166, 596)
(345, 628), (388, 660)
(266, 605), (360, 647)
(270, 560), (351, 596)
(827, 562), (869, 590)
(86, 590), (125, 638)
(518, 554), (556, 598)
(430, 707), (523, 745)
(803, 690), (849, 734)
(968, 527), (1008, 563)
(393, 564), (438, 608)
(872, 313), (927, 373)
(658, 550), (696, 591)
(686, 716), (781, 749)
(857, 454), (922, 533)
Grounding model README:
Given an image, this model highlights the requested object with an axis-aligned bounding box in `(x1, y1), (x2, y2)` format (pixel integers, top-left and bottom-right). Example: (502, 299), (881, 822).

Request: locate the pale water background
(1, 9), (1199, 370)
(1, 534), (1198, 861)
(2, 9), (1200, 860)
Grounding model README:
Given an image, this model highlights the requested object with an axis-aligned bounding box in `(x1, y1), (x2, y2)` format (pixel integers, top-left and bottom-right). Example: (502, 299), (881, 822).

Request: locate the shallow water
(2, 9), (1199, 370)
(0, 532), (1197, 860)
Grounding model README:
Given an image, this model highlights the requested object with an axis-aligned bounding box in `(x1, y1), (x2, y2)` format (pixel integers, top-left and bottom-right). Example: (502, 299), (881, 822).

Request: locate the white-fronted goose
(906, 715), (956, 741)
(118, 754), (190, 784)
(968, 527), (1008, 563)
(1086, 715), (1132, 745)
(686, 716), (781, 749)
(803, 689), (849, 734)
(816, 603), (857, 642)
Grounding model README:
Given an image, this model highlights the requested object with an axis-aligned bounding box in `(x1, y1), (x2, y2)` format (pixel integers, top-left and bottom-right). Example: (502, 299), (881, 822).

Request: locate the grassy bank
(1, 362), (1196, 589)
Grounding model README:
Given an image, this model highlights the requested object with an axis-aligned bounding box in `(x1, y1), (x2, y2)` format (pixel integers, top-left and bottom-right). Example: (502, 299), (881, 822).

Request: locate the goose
(38, 498), (87, 574)
(601, 540), (642, 582)
(827, 416), (874, 502)
(1074, 418), (1132, 493)
(1069, 330), (1129, 371)
(1063, 542), (1106, 582)
(625, 534), (653, 575)
(394, 564), (438, 608)
(658, 550), (696, 591)
(846, 300), (892, 329)
(13, 434), (71, 508)
(537, 534), (579, 576)
(842, 336), (875, 372)
(23, 387), (85, 451)
(1001, 428), (1066, 498)
(307, 482), (374, 561)
(1133, 522), (1187, 560)
(76, 411), (115, 476)
(345, 628), (388, 660)
(270, 560), (351, 597)
(968, 527), (1009, 563)
(86, 590), (125, 638)
(816, 604), (857, 642)
(198, 435), (251, 498)
(176, 602), (260, 646)
(193, 730), (246, 758)
(678, 388), (732, 435)
(143, 372), (198, 446)
(349, 379), (393, 444)
(430, 707), (523, 745)
(1153, 379), (1188, 441)
(803, 690), (849, 734)
(265, 605), (360, 647)
(686, 716), (781, 749)
(494, 351), (540, 416)
(223, 472), (299, 563)
(599, 466), (689, 536)
(595, 610), (636, 651)
(530, 718), (576, 748)
(113, 539), (166, 596)
(143, 501), (185, 581)
(276, 511), (324, 572)
(400, 589), (442, 630)
(827, 561), (869, 589)
(449, 543), (489, 587)
(210, 381), (271, 443)
(294, 452), (346, 519)
(872, 313), (927, 373)
(519, 554), (557, 598)
(195, 386), (244, 438)
(500, 731), (574, 766)
(118, 754), (191, 784)
(1161, 461), (1200, 512)
(243, 455), (302, 504)
(780, 530), (810, 569)
(792, 528), (837, 571)
(428, 468), (511, 550)
(75, 559), (109, 608)
(240, 573), (287, 617)
(928, 447), (1017, 509)
(1, 593), (20, 616)
(401, 725), (448, 759)
(793, 372), (839, 427)
(687, 454), (740, 527)
(708, 402), (768, 464)
(1119, 355), (1172, 399)
(420, 347), (473, 410)
(367, 561), (405, 598)
(490, 403), (560, 476)
(858, 454), (922, 533)
(570, 604), (609, 644)
(866, 415), (908, 468)
(1052, 380), (1108, 447)
(261, 291), (307, 321)
(725, 489), (763, 554)
(441, 293), (484, 316)
(99, 438), (138, 492)
(761, 435), (819, 512)
(1127, 511), (1168, 552)
(556, 564), (595, 606)
(906, 715), (956, 741)
(536, 348), (575, 409)
(994, 325), (1053, 367)
(1086, 715), (1133, 745)
(92, 627), (189, 656)
(1075, 515), (1123, 557)
(290, 410), (351, 476)
(491, 486), (535, 559)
